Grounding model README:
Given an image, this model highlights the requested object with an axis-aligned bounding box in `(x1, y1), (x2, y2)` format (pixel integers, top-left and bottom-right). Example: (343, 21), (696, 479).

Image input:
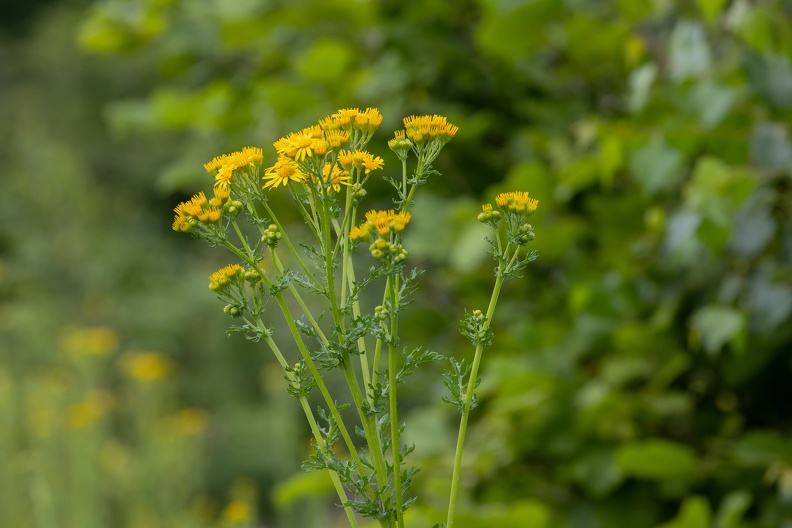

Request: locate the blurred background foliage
(1, 0), (792, 526)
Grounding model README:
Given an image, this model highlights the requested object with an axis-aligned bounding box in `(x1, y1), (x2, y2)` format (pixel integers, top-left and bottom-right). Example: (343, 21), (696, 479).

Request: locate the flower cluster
(264, 109), (387, 196)
(172, 191), (221, 231)
(478, 192), (539, 246)
(208, 264), (244, 292)
(350, 210), (411, 262)
(168, 106), (544, 528)
(387, 114), (459, 165)
(402, 114), (458, 144)
(204, 147), (264, 191)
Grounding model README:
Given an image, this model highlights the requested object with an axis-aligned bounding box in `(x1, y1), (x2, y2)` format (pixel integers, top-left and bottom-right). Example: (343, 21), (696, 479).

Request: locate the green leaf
(714, 490), (752, 528)
(685, 156), (756, 227)
(656, 496), (711, 528)
(697, 0), (729, 24)
(273, 470), (335, 508)
(687, 81), (737, 128)
(571, 448), (623, 498)
(455, 500), (551, 528)
(475, 0), (560, 60)
(628, 62), (658, 113)
(630, 137), (684, 195)
(296, 38), (355, 85)
(689, 305), (745, 356)
(669, 21), (711, 82)
(732, 430), (792, 467)
(598, 136), (624, 189)
(737, 7), (775, 53)
(616, 439), (698, 481)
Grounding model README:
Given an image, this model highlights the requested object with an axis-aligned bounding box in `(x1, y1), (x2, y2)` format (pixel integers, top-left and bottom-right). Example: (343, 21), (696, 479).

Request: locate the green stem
(221, 240), (366, 478)
(446, 250), (518, 528)
(271, 249), (330, 346)
(319, 197), (391, 502)
(261, 201), (321, 288)
(257, 323), (359, 528)
(388, 275), (404, 528)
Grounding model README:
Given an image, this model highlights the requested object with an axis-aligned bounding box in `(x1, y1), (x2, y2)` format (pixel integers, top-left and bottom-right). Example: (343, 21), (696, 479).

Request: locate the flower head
(403, 114), (458, 144)
(321, 163), (352, 192)
(263, 157), (307, 189)
(495, 191), (539, 214)
(204, 147), (263, 174)
(209, 264), (244, 291)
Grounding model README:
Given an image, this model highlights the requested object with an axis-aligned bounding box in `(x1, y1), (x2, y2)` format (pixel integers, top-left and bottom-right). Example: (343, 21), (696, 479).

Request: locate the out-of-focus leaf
(628, 62), (658, 113)
(748, 274), (792, 333)
(669, 21), (711, 82)
(656, 496), (711, 528)
(475, 0), (559, 60)
(630, 137), (684, 195)
(736, 6), (775, 53)
(598, 135), (624, 189)
(686, 81), (737, 128)
(272, 470), (334, 508)
(729, 190), (776, 257)
(685, 156), (756, 226)
(454, 500), (551, 528)
(697, 0), (729, 24)
(689, 305), (745, 356)
(571, 448), (623, 497)
(450, 221), (492, 273)
(664, 210), (703, 267)
(732, 430), (792, 467)
(750, 122), (792, 170)
(296, 38), (355, 85)
(714, 490), (752, 528)
(745, 53), (792, 109)
(616, 439), (698, 481)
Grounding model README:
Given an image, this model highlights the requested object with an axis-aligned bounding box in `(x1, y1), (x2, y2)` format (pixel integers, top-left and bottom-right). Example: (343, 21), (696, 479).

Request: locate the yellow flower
(312, 140), (329, 156)
(325, 129), (350, 148)
(262, 157), (306, 189)
(173, 192), (220, 231)
(209, 264), (244, 291)
(358, 210), (411, 237)
(171, 408), (209, 436)
(321, 163), (352, 192)
(287, 131), (315, 161)
(123, 352), (171, 381)
(403, 114), (458, 143)
(223, 501), (250, 523)
(337, 150), (381, 172)
(349, 223), (372, 242)
(391, 211), (411, 232)
(198, 207), (222, 223)
(68, 391), (112, 429)
(495, 191), (539, 213)
(334, 108), (359, 127)
(204, 147), (263, 173)
(355, 107), (384, 129)
(61, 327), (118, 358)
(319, 115), (342, 131)
(301, 124), (324, 139)
(362, 152), (384, 173)
(214, 164), (235, 191)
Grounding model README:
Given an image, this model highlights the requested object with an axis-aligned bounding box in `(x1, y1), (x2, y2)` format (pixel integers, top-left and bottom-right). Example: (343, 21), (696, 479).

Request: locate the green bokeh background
(2, 0), (792, 527)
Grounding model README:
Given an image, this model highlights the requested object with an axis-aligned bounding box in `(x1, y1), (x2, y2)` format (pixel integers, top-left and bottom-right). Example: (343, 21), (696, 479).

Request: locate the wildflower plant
(172, 108), (539, 528)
